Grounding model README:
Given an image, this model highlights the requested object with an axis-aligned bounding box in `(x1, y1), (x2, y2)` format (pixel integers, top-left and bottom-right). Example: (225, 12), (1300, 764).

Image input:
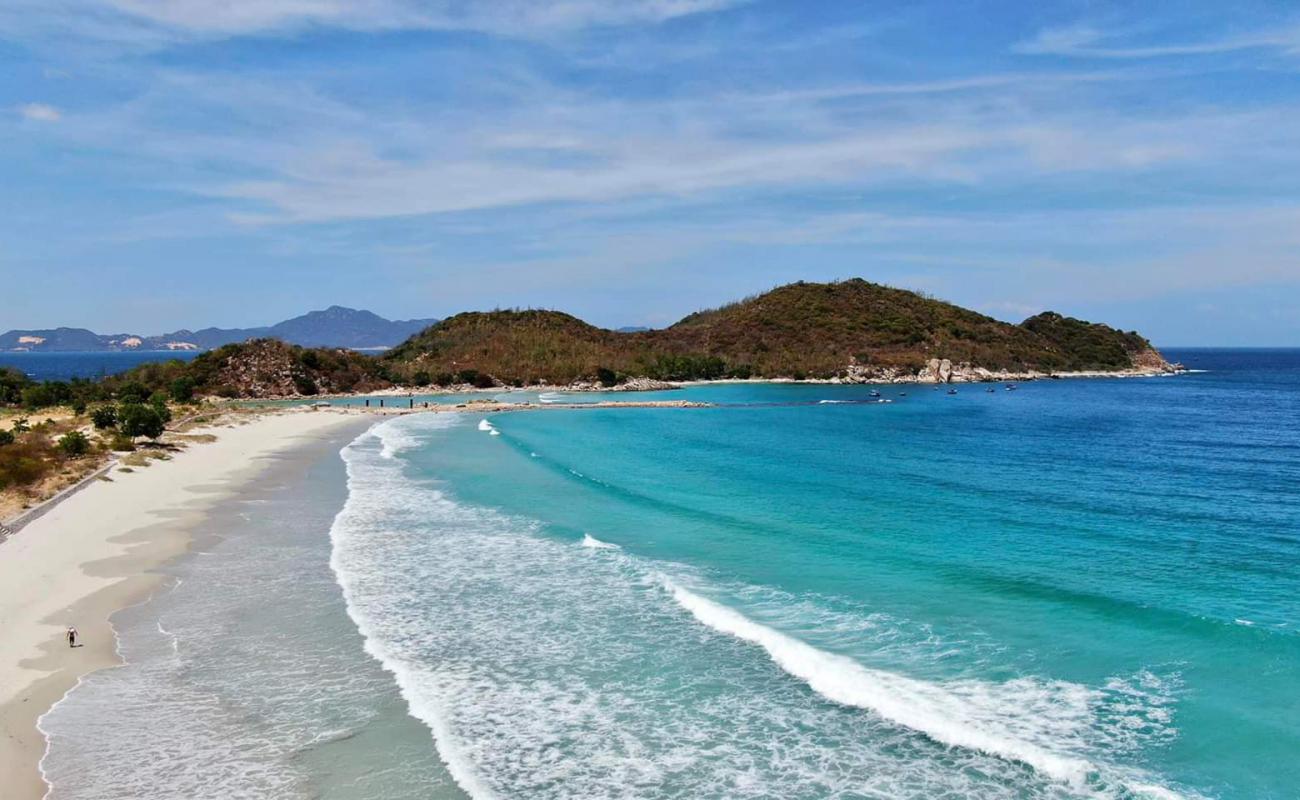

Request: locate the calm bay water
(40, 349), (1300, 799)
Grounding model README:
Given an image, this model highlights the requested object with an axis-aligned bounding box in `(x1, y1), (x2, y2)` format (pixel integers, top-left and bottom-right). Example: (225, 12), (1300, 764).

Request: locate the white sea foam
(666, 581), (1192, 799)
(666, 581), (1094, 787)
(328, 414), (1196, 800)
(581, 533), (620, 550)
(476, 419), (494, 432)
(378, 422), (422, 458)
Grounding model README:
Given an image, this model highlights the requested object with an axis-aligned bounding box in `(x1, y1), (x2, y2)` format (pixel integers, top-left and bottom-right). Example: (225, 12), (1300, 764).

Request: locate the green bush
(109, 433), (136, 452)
(169, 376), (196, 403)
(596, 367), (618, 387)
(91, 406), (118, 430)
(118, 403), (165, 440)
(148, 392), (173, 423)
(0, 429), (14, 446)
(116, 382), (149, 404)
(0, 367), (31, 405)
(58, 431), (90, 456)
(21, 384), (56, 409)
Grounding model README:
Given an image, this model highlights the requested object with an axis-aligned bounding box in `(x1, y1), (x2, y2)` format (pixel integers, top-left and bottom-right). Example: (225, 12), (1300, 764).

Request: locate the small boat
(898, 392), (907, 397)
(869, 390), (881, 398)
(947, 388), (958, 395)
(1006, 384), (1018, 391)
(986, 387), (995, 393)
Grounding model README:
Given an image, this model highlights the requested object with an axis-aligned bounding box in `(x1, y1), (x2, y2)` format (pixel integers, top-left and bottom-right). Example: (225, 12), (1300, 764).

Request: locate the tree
(169, 376), (196, 403)
(116, 382), (149, 404)
(0, 367), (30, 405)
(118, 403), (165, 440)
(21, 385), (55, 409)
(148, 392), (173, 423)
(58, 431), (90, 456)
(91, 406), (118, 430)
(596, 367), (619, 387)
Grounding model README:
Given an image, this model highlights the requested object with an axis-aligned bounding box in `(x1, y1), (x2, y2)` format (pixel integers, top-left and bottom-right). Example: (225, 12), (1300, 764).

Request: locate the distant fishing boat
(869, 390), (881, 398)
(947, 388), (958, 395)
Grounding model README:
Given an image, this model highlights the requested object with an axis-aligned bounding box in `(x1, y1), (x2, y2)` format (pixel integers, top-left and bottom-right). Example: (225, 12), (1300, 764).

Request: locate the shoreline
(242, 365), (1185, 404)
(0, 409), (372, 800)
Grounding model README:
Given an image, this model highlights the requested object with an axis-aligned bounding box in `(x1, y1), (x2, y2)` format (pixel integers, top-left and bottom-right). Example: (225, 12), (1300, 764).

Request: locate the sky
(2, 1), (1298, 345)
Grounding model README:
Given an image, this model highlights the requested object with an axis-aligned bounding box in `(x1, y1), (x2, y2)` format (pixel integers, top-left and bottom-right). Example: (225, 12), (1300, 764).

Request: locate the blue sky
(2, 1), (1298, 345)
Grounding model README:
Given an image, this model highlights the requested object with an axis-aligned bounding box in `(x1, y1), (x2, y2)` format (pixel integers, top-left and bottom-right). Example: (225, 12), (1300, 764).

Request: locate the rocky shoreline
(247, 359), (1183, 403)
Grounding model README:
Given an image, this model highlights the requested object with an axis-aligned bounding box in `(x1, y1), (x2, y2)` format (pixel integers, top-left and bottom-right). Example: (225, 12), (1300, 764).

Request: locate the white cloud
(18, 102), (61, 121)
(0, 0), (745, 48)
(1014, 21), (1300, 59)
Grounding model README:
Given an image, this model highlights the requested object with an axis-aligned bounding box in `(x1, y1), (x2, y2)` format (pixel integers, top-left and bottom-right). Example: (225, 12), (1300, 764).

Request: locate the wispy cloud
(1014, 21), (1300, 59)
(0, 0), (746, 51)
(18, 102), (61, 122)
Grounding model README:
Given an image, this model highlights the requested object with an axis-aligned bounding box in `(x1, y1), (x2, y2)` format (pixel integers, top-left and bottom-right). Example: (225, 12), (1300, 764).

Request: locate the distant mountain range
(0, 307), (440, 352)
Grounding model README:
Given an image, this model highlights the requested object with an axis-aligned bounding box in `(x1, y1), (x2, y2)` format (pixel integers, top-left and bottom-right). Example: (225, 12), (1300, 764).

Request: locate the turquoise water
(41, 350), (1300, 799)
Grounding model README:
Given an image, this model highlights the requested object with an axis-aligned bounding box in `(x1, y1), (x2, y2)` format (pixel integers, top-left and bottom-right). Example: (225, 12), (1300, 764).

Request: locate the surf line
(665, 580), (1108, 791)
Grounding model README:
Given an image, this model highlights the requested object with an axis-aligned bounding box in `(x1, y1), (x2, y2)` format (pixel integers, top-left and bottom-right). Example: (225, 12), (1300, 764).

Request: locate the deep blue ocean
(0, 350), (200, 381)
(39, 349), (1300, 800)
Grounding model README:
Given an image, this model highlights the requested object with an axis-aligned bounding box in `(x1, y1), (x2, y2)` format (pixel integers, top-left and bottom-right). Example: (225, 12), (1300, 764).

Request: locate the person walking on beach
(67, 625), (78, 648)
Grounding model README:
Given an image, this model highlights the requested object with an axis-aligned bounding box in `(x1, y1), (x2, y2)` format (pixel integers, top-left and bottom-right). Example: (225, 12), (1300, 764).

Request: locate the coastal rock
(562, 377), (681, 392)
(919, 358), (954, 383)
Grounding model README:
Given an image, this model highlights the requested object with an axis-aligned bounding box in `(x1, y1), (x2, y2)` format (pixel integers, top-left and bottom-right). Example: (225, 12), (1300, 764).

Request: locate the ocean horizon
(33, 348), (1300, 799)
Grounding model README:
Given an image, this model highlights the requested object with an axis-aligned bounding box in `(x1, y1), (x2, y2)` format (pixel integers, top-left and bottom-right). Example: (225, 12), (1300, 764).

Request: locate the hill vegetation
(2, 280), (1168, 402)
(383, 279), (1167, 385)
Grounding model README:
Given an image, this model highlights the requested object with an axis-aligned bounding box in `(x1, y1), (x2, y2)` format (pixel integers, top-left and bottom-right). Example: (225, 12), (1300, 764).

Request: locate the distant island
(62, 279), (1175, 399)
(0, 306), (439, 353)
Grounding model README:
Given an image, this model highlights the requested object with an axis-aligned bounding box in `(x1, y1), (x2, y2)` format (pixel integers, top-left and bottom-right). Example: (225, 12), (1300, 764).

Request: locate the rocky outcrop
(562, 377), (681, 392)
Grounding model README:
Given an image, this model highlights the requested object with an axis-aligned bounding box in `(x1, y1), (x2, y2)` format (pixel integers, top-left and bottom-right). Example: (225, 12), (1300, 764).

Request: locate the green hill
(383, 279), (1168, 385)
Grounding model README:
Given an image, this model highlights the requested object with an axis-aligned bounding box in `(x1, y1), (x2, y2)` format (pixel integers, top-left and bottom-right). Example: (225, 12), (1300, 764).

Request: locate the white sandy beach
(0, 410), (366, 800)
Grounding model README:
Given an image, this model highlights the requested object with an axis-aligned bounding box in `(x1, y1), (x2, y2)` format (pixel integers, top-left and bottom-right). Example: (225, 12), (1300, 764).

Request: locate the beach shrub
(456, 369), (495, 389)
(20, 385), (51, 409)
(72, 399), (87, 415)
(293, 375), (319, 396)
(91, 406), (118, 430)
(0, 429), (13, 446)
(148, 392), (173, 423)
(169, 376), (196, 403)
(411, 370), (432, 387)
(0, 435), (55, 489)
(11, 417), (30, 434)
(0, 367), (31, 405)
(596, 367), (618, 387)
(109, 433), (136, 452)
(115, 381), (150, 404)
(117, 403), (165, 440)
(58, 431), (90, 457)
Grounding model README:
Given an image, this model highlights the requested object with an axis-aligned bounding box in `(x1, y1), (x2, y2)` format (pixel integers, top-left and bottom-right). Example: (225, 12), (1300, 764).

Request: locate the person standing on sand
(67, 625), (78, 648)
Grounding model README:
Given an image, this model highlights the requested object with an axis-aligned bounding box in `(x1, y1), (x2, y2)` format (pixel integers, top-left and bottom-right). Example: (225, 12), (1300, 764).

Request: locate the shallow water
(42, 349), (1300, 799)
